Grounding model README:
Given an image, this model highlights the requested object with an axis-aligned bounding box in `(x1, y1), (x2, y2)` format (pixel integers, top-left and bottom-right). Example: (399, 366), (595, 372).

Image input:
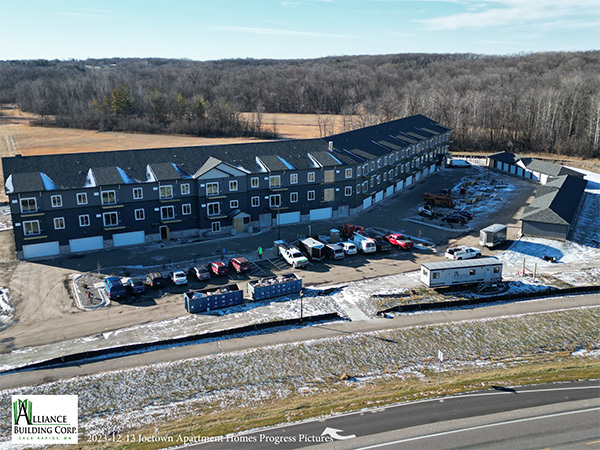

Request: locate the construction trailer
(247, 273), (302, 301)
(420, 257), (503, 288)
(298, 237), (326, 261)
(184, 284), (243, 313)
(479, 224), (508, 248)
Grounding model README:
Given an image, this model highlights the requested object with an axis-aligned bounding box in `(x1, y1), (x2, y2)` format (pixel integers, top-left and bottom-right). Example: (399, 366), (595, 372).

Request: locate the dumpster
(247, 273), (302, 301)
(184, 284), (243, 313)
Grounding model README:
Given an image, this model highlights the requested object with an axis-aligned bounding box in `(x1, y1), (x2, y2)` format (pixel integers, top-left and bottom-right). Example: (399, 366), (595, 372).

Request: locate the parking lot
(0, 166), (536, 351)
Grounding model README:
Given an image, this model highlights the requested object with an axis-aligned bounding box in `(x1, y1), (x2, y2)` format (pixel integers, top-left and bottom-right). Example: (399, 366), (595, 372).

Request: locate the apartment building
(2, 114), (451, 259)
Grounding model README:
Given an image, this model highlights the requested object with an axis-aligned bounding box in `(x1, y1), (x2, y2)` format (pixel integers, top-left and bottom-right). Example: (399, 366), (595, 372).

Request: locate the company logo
(12, 395), (78, 444)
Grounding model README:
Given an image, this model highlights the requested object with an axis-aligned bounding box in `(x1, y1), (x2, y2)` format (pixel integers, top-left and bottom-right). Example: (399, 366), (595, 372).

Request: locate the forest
(1, 51), (599, 158)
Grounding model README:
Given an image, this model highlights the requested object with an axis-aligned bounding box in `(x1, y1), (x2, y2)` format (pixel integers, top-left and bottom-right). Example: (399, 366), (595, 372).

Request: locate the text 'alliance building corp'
(2, 115), (451, 259)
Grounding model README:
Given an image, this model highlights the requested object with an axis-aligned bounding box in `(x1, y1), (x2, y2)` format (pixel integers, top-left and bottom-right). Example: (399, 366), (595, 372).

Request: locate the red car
(229, 257), (251, 274)
(384, 233), (414, 249)
(209, 261), (229, 276)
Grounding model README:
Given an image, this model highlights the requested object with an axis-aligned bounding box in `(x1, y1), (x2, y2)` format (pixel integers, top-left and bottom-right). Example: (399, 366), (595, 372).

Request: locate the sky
(0, 0), (598, 61)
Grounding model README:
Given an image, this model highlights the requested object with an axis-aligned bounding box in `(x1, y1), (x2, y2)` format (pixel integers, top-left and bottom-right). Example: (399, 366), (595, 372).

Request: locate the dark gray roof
(2, 115), (449, 193)
(521, 175), (587, 225)
(525, 159), (583, 178)
(488, 152), (521, 165)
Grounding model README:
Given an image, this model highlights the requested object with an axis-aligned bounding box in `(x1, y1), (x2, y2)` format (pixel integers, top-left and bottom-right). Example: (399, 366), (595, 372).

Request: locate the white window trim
(207, 202), (220, 216)
(251, 177), (259, 188)
(101, 190), (116, 205)
(290, 192), (298, 203)
(23, 220), (40, 236)
(269, 175), (281, 189)
(182, 204), (192, 215)
(159, 185), (173, 200)
(290, 173), (298, 184)
(20, 197), (37, 213)
(134, 209), (145, 221)
(345, 186), (352, 196)
(161, 205), (175, 221)
(133, 187), (143, 200)
(206, 182), (219, 196)
(211, 222), (221, 232)
(307, 190), (315, 201)
(76, 193), (88, 205)
(102, 211), (118, 227)
(230, 200), (239, 209)
(307, 172), (316, 183)
(51, 195), (62, 208)
(180, 183), (190, 195)
(79, 215), (90, 227)
(251, 196), (260, 207)
(229, 180), (238, 191)
(53, 217), (65, 230)
(269, 194), (281, 208)
(345, 168), (353, 179)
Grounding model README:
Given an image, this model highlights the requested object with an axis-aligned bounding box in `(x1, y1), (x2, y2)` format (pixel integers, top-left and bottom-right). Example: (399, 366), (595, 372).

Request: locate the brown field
(0, 107), (350, 202)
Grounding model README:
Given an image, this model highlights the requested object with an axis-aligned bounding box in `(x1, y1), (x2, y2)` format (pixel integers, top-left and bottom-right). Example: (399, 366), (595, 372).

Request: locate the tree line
(1, 51), (599, 157)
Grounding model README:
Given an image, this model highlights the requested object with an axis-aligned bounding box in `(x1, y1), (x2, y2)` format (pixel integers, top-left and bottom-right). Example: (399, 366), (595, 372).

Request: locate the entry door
(160, 225), (170, 240)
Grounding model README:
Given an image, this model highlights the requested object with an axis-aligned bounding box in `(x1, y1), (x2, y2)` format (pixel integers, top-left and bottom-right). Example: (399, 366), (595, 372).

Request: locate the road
(189, 382), (600, 449)
(1, 292), (598, 390)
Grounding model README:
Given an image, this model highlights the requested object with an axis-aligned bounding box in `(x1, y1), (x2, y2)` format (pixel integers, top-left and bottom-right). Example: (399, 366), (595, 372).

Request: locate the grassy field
(2, 306), (597, 449)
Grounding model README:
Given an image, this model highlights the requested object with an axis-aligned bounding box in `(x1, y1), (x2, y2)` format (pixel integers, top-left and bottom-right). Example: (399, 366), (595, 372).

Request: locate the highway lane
(191, 382), (600, 449)
(1, 293), (598, 389)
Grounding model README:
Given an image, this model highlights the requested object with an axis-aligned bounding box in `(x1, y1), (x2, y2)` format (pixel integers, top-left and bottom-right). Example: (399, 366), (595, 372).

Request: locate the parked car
(339, 241), (358, 255)
(373, 236), (392, 252)
(418, 205), (434, 218)
(441, 213), (467, 224)
(323, 243), (345, 260)
(385, 233), (414, 249)
(455, 211), (474, 221)
(124, 278), (146, 295)
(229, 256), (251, 274)
(169, 270), (188, 285)
(146, 272), (167, 289)
(209, 261), (229, 276)
(104, 276), (127, 300)
(189, 266), (210, 281)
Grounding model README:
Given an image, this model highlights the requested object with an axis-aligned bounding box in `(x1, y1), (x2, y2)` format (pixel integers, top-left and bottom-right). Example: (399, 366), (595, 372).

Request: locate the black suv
(146, 272), (166, 289)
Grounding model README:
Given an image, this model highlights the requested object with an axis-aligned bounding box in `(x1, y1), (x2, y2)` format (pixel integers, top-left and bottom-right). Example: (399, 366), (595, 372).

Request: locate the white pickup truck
(280, 244), (309, 268)
(445, 246), (482, 260)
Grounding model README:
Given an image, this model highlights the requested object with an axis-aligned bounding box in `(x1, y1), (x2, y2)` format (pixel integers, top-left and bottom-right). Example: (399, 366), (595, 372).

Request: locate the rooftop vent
(328, 141), (333, 151)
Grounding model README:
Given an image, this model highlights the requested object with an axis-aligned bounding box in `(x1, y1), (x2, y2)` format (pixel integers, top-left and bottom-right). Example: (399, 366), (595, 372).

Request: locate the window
(134, 209), (145, 221)
(159, 185), (173, 199)
(51, 195), (62, 208)
(251, 196), (260, 207)
(101, 190), (116, 205)
(363, 164), (369, 175)
(357, 166), (362, 177)
(180, 183), (190, 195)
(363, 181), (369, 192)
(432, 272), (440, 279)
(377, 175), (381, 185)
(383, 172), (388, 182)
(211, 222), (221, 233)
(324, 170), (335, 183)
(53, 217), (65, 230)
(307, 172), (316, 183)
(206, 182), (219, 196)
(356, 184), (361, 194)
(207, 202), (220, 216)
(493, 267), (500, 274)
(290, 173), (298, 184)
(384, 156), (388, 165)
(307, 190), (315, 201)
(251, 177), (259, 188)
(324, 188), (334, 202)
(290, 192), (298, 203)
(230, 200), (239, 209)
(269, 175), (281, 188)
(76, 193), (88, 205)
(133, 187), (143, 200)
(182, 204), (192, 215)
(345, 186), (352, 196)
(20, 198), (37, 213)
(345, 168), (353, 179)
(370, 162), (375, 171)
(103, 211), (118, 227)
(454, 271), (460, 278)
(160, 206), (175, 221)
(370, 177), (375, 188)
(269, 194), (281, 208)
(79, 215), (90, 227)
(229, 180), (238, 191)
(377, 158), (382, 168)
(23, 220), (40, 236)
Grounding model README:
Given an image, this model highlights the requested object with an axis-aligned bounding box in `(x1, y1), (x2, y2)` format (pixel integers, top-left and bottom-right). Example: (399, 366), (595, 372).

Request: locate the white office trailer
(420, 257), (503, 288)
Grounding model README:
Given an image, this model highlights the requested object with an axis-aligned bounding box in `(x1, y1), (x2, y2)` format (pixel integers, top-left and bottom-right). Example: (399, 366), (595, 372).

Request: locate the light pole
(277, 204), (281, 240)
(300, 291), (303, 322)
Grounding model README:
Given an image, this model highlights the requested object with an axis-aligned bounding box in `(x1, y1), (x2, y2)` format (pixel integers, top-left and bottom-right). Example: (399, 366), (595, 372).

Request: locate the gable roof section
(488, 152), (521, 165)
(525, 159), (583, 178)
(521, 175), (587, 225)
